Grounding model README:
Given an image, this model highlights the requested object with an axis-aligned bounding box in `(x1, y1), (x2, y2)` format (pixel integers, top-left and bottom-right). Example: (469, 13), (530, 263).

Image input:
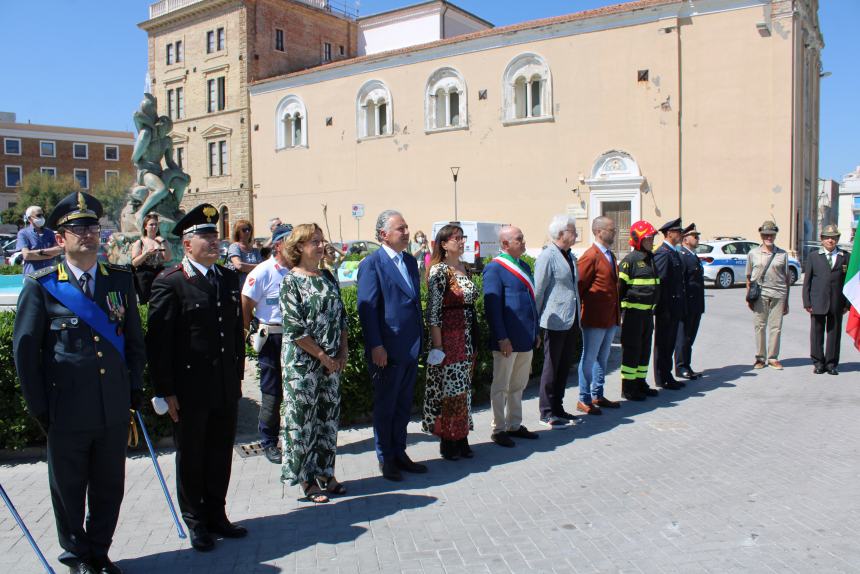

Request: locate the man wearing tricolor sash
(13, 192), (146, 574)
(483, 226), (540, 447)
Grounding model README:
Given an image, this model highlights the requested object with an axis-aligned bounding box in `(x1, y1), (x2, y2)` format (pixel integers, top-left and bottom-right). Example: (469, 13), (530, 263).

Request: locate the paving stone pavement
(2, 288), (859, 573)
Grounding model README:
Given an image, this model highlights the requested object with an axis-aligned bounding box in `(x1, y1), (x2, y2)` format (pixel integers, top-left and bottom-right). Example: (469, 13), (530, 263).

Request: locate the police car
(695, 237), (801, 289)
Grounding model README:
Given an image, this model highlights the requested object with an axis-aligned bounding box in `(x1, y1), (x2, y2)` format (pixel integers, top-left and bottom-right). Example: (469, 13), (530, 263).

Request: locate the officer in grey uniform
(13, 191), (146, 574)
(146, 203), (247, 552)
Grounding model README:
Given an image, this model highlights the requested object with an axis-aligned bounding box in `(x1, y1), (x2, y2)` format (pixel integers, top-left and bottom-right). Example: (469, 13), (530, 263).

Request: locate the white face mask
(33, 216), (46, 228)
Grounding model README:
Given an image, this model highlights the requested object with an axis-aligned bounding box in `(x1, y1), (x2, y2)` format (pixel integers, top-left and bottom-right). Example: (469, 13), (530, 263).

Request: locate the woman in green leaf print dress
(280, 223), (348, 503)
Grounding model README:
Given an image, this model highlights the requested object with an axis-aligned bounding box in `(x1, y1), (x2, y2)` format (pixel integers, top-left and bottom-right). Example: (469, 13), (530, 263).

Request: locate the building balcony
(148, 0), (356, 20)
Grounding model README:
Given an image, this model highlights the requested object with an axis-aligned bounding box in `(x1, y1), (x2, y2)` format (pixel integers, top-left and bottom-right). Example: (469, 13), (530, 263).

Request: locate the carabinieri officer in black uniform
(653, 218), (687, 390)
(14, 191), (146, 574)
(146, 203), (247, 552)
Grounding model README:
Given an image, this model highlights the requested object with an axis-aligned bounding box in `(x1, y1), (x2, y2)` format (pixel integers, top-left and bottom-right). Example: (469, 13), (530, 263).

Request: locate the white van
(431, 220), (506, 268)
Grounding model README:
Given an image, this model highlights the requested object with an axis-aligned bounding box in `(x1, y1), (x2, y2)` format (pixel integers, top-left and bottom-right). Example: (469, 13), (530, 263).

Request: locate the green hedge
(0, 265), (23, 276)
(0, 273), (569, 449)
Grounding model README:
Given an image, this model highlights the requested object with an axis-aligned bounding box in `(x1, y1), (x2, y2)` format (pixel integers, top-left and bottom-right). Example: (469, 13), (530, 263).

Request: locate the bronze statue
(126, 93), (190, 235)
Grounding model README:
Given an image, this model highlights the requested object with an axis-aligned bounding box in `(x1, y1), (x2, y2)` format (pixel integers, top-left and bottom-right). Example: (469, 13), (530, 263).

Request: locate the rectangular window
(176, 87), (184, 118)
(207, 79), (216, 113)
(105, 145), (119, 161)
(217, 27), (225, 51)
(206, 30), (215, 53)
(166, 43), (174, 65)
(73, 143), (88, 159)
(167, 88), (175, 118)
(176, 146), (185, 169)
(176, 40), (184, 62)
(40, 167), (57, 177)
(105, 170), (119, 182)
(217, 77), (225, 110)
(40, 140), (56, 157)
(323, 42), (332, 62)
(339, 45), (345, 56)
(4, 166), (22, 187)
(74, 168), (89, 189)
(208, 140), (227, 176)
(4, 138), (21, 155)
(275, 29), (284, 52)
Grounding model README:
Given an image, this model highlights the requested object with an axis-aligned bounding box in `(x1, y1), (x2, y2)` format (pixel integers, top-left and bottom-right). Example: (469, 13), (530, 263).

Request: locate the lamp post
(450, 166), (460, 220)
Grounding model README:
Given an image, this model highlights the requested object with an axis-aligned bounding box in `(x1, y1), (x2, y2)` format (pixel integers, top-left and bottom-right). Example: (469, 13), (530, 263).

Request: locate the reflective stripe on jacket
(618, 250), (659, 311)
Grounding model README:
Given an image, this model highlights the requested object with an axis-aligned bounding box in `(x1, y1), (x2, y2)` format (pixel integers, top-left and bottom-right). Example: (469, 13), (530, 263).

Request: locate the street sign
(351, 203), (364, 218)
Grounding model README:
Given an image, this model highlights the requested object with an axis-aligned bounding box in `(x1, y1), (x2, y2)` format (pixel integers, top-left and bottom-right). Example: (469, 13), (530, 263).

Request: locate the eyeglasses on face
(65, 225), (101, 237)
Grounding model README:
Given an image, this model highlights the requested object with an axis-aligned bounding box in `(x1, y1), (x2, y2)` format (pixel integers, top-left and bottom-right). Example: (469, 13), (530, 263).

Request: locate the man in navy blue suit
(357, 210), (428, 481)
(675, 223), (705, 379)
(483, 226), (540, 447)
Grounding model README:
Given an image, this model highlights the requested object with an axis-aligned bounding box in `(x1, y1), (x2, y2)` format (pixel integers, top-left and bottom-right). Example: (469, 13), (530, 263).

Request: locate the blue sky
(1, 0), (856, 180)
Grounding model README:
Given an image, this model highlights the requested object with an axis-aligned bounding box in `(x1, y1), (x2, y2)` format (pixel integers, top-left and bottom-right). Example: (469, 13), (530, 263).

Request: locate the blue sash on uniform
(37, 273), (126, 360)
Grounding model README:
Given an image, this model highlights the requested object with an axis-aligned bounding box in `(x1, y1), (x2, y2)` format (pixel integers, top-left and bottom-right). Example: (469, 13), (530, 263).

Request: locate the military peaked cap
(47, 191), (103, 229)
(172, 203), (219, 236)
(659, 217), (683, 234)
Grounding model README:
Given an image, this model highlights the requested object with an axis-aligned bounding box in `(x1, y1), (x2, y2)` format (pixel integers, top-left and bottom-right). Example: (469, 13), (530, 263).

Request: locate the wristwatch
(38, 249), (45, 256)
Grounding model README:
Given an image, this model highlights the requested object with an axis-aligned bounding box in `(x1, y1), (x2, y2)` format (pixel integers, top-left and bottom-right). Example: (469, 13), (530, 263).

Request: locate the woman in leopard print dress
(423, 224), (477, 460)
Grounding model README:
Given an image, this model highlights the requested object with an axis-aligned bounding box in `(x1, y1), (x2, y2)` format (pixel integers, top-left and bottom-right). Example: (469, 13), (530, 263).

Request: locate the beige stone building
(249, 0), (822, 256)
(139, 0), (357, 237)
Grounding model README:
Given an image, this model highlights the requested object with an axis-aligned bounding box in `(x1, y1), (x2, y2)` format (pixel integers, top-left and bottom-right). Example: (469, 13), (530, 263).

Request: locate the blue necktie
(395, 254), (412, 294)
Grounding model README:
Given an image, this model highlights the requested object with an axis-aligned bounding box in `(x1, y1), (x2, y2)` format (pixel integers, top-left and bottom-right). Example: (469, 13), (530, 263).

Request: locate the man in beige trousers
(745, 220), (791, 369)
(482, 226), (541, 447)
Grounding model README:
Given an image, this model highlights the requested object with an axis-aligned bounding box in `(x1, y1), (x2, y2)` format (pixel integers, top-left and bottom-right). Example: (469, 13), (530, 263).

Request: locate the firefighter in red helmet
(618, 221), (661, 400)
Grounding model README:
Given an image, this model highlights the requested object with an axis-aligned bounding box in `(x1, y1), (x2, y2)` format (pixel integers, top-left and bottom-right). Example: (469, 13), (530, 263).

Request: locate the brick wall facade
(0, 124), (134, 211)
(141, 0), (356, 237)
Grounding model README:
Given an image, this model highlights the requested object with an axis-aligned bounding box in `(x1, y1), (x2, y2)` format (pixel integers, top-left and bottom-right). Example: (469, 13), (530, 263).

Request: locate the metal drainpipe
(441, 3), (447, 38)
(789, 2), (797, 254)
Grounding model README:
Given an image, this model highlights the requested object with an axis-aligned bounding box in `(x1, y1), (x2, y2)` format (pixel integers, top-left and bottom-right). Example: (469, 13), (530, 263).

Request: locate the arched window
(503, 52), (552, 123)
(219, 205), (230, 239)
(274, 94), (308, 149)
(356, 79), (392, 139)
(425, 67), (467, 131)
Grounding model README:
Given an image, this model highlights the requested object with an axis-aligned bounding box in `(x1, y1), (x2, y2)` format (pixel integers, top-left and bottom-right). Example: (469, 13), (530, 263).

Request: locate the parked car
(695, 238), (801, 289)
(1, 238), (22, 266)
(431, 220), (506, 268)
(339, 240), (381, 256)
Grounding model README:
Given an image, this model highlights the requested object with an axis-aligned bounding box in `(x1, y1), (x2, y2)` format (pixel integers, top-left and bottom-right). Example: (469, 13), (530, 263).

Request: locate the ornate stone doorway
(585, 150), (646, 256)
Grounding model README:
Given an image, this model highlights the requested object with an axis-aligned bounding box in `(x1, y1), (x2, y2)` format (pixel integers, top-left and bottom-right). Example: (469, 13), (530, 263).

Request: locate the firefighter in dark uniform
(618, 220), (660, 401)
(13, 191), (146, 574)
(653, 218), (687, 390)
(674, 223), (705, 379)
(146, 204), (247, 552)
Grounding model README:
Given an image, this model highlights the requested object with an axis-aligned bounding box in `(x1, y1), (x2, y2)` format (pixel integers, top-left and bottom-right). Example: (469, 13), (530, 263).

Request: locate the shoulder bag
(746, 250), (775, 303)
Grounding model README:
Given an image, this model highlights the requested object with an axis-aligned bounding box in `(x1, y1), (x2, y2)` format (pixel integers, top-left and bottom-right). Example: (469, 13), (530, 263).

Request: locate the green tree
(0, 172), (80, 227)
(91, 175), (134, 227)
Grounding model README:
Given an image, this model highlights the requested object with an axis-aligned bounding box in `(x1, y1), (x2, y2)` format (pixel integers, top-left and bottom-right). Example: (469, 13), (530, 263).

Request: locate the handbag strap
(755, 249), (776, 282)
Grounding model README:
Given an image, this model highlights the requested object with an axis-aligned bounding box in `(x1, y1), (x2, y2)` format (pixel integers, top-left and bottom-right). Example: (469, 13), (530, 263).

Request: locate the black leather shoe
(676, 370), (700, 380)
(379, 461), (403, 481)
(668, 376), (687, 388)
(209, 519), (248, 538)
(440, 439), (460, 461)
(622, 390), (646, 401)
(68, 560), (97, 574)
(264, 445), (282, 464)
(395, 455), (428, 473)
(189, 525), (215, 552)
(491, 432), (515, 447)
(689, 369), (703, 378)
(658, 380), (683, 390)
(508, 425), (538, 439)
(92, 555), (122, 574)
(813, 367), (825, 374)
(827, 368), (839, 376)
